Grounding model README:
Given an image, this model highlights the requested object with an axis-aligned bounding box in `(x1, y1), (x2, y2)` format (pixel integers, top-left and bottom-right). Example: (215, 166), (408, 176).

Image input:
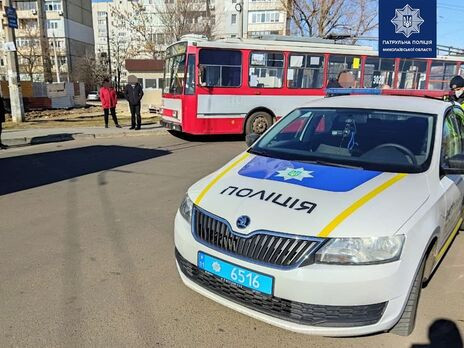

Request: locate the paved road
(1, 135), (463, 347)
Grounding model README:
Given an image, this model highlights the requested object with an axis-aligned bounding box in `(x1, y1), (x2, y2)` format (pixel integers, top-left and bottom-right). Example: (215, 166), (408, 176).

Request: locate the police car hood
(188, 153), (430, 238)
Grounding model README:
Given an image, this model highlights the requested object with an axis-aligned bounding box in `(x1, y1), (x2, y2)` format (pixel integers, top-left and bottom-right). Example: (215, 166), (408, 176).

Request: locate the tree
(16, 25), (43, 81)
(74, 52), (108, 93)
(112, 0), (215, 58)
(281, 0), (377, 43)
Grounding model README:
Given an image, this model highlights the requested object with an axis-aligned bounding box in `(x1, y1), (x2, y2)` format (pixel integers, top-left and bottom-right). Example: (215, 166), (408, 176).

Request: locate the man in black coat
(0, 95), (7, 149)
(124, 75), (144, 130)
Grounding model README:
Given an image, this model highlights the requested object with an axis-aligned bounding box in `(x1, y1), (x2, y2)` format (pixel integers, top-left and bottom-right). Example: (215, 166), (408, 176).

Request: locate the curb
(3, 128), (168, 147)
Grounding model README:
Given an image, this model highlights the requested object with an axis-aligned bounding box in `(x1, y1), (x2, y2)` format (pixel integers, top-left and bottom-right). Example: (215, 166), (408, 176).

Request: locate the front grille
(192, 207), (320, 268)
(176, 249), (387, 328)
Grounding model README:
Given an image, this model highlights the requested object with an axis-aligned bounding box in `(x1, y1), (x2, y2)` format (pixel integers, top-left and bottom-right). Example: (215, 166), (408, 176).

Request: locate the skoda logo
(236, 215), (251, 229)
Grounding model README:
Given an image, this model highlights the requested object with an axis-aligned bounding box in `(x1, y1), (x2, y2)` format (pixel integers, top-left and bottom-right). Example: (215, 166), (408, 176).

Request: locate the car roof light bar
(326, 88), (382, 96)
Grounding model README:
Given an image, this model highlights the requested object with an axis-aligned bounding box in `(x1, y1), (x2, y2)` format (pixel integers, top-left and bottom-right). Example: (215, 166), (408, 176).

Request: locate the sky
(437, 0), (464, 48)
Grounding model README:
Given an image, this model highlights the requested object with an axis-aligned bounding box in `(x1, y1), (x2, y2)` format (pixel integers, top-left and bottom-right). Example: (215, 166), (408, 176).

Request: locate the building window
(98, 19), (106, 25)
(97, 11), (107, 17)
(15, 1), (37, 11)
(249, 11), (281, 24)
(199, 49), (242, 87)
(145, 79), (157, 89)
(287, 54), (325, 89)
(231, 14), (237, 25)
(47, 20), (59, 29)
(249, 51), (284, 88)
(0, 58), (4, 66)
(249, 30), (279, 37)
(45, 1), (62, 11)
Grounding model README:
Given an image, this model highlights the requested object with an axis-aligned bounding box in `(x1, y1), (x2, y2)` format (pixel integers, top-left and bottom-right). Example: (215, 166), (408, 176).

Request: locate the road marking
(195, 152), (251, 205)
(317, 173), (407, 238)
(435, 217), (463, 263)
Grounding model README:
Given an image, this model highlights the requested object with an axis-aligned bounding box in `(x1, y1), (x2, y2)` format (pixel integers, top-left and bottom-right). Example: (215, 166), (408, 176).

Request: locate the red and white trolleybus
(160, 35), (464, 135)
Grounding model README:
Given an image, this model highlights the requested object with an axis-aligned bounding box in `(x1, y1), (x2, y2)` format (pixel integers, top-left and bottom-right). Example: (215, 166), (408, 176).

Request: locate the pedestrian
(99, 78), (121, 128)
(0, 93), (7, 149)
(449, 75), (464, 107)
(124, 75), (144, 130)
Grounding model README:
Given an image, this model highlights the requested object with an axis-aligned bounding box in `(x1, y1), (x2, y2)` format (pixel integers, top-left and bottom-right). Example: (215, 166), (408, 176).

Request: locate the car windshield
(250, 108), (436, 173)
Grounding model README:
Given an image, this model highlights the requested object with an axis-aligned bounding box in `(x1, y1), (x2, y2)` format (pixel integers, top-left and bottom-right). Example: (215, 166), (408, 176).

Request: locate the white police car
(174, 94), (464, 336)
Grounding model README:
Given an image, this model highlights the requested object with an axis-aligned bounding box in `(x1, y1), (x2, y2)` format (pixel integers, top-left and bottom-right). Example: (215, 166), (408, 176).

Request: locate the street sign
(379, 0), (437, 58)
(4, 6), (18, 29)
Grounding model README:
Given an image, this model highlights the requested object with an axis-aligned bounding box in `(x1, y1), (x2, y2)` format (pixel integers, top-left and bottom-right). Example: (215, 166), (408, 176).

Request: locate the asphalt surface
(0, 134), (463, 347)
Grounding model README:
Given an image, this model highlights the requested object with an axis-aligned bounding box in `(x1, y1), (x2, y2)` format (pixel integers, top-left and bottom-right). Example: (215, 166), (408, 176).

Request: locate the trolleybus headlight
(179, 195), (193, 223)
(315, 235), (405, 265)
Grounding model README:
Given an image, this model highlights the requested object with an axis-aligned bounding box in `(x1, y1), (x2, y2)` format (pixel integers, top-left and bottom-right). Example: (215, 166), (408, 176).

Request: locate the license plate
(198, 252), (274, 295)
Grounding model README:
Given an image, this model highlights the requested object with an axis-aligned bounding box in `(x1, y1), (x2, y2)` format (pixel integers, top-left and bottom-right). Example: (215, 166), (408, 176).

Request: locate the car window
(442, 109), (463, 162)
(251, 107), (435, 173)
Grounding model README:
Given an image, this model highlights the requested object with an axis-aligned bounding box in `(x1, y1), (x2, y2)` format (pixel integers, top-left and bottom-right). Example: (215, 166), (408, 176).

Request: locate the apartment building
(0, 0), (94, 82)
(214, 0), (289, 39)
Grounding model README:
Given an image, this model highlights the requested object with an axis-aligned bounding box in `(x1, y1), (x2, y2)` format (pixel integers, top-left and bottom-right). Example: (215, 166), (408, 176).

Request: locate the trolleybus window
(429, 61), (457, 90)
(185, 54), (196, 95)
(199, 49), (241, 87)
(363, 57), (395, 88)
(164, 42), (187, 95)
(397, 59), (427, 89)
(287, 54), (325, 89)
(249, 52), (284, 88)
(328, 55), (361, 87)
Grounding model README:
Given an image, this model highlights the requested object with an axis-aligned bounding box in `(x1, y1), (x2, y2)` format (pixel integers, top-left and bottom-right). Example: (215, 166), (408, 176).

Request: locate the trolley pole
(3, 0), (25, 123)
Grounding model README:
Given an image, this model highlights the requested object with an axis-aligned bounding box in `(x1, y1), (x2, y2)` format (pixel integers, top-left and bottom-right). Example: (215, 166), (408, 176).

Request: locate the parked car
(87, 91), (100, 101)
(174, 92), (464, 336)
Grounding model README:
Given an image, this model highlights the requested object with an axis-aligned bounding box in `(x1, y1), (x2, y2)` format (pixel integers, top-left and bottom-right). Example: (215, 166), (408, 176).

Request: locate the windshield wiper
(248, 148), (275, 158)
(298, 159), (364, 170)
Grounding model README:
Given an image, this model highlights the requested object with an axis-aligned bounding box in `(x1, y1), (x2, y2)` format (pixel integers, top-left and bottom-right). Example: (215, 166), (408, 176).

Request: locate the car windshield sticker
(238, 156), (381, 192)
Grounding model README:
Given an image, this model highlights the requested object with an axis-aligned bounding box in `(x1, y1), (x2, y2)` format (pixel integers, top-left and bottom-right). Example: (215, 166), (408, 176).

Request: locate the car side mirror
(442, 154), (464, 174)
(245, 133), (261, 147)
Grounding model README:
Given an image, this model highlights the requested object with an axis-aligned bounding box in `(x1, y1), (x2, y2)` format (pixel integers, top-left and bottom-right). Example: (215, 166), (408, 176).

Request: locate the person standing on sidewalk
(124, 75), (144, 130)
(99, 78), (121, 128)
(0, 94), (7, 149)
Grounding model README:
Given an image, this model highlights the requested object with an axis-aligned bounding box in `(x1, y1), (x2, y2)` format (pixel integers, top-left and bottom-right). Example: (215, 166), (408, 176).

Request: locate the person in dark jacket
(0, 94), (7, 149)
(124, 75), (144, 130)
(449, 75), (464, 106)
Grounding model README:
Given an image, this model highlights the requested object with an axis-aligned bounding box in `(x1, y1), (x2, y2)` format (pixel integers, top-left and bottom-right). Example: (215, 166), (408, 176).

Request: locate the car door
(439, 108), (464, 249)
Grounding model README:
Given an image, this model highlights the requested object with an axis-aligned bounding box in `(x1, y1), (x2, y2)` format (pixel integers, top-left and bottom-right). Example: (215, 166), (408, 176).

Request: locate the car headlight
(179, 195), (193, 222)
(315, 235), (405, 265)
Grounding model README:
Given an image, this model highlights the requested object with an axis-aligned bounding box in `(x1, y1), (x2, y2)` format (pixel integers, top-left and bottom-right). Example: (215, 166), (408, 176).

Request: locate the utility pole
(3, 0), (25, 122)
(235, 1), (244, 39)
(105, 12), (112, 80)
(52, 33), (61, 82)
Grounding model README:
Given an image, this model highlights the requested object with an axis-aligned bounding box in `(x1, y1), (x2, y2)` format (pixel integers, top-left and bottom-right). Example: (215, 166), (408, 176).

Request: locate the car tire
(390, 255), (426, 336)
(245, 111), (273, 136)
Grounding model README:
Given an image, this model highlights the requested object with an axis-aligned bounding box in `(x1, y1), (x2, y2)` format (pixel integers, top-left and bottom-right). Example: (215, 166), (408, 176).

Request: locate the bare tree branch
(282, 0), (378, 43)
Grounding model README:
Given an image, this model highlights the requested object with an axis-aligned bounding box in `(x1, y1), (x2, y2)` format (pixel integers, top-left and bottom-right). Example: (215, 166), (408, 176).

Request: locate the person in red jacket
(99, 78), (121, 128)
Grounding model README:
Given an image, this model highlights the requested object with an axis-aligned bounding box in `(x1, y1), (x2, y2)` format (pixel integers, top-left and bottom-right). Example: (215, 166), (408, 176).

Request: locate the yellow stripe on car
(317, 173), (407, 238)
(195, 152), (251, 205)
(435, 217), (463, 263)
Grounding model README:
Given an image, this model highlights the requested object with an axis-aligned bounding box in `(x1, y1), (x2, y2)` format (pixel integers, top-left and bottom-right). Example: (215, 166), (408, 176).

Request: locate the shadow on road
(0, 145), (170, 195)
(168, 130), (244, 142)
(411, 319), (463, 348)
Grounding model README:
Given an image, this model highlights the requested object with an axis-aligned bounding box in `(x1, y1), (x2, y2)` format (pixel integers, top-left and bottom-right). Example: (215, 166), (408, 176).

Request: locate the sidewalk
(2, 124), (167, 147)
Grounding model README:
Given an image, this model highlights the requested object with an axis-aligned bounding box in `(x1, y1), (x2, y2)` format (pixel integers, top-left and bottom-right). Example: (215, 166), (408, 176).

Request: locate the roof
(301, 95), (451, 116)
(125, 59), (164, 72)
(172, 37), (464, 62)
